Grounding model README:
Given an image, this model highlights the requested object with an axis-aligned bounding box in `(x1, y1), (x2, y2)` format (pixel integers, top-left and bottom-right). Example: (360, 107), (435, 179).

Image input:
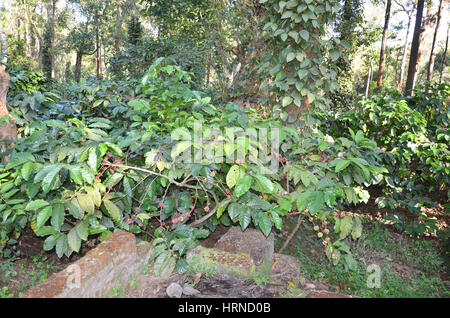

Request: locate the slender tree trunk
(365, 63), (372, 98)
(0, 28), (17, 161)
(398, 8), (414, 90)
(95, 11), (103, 79)
(50, 0), (56, 78)
(115, 0), (122, 51)
(427, 0), (445, 82)
(377, 0), (392, 87)
(74, 51), (83, 83)
(439, 26), (449, 84)
(405, 0), (425, 96)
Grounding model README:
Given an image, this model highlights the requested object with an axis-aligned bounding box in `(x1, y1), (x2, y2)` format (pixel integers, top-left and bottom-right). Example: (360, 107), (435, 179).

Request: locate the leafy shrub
(0, 58), (385, 274)
(315, 82), (449, 236)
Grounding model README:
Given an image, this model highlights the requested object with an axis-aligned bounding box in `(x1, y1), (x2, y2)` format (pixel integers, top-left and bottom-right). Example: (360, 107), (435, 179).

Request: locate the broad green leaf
(239, 208), (251, 231)
(25, 199), (49, 211)
(299, 29), (309, 41)
(77, 194), (95, 214)
(36, 206), (52, 229)
(41, 165), (62, 193)
(103, 199), (122, 223)
(253, 174), (274, 193)
(56, 234), (68, 258)
(51, 203), (65, 231)
(21, 162), (34, 181)
(226, 165), (241, 188)
(68, 227), (81, 253)
(234, 175), (252, 198)
(258, 212), (272, 237)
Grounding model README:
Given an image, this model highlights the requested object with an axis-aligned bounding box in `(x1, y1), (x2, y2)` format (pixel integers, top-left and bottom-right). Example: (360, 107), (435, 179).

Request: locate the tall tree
(377, 0), (392, 87)
(115, 0), (123, 51)
(439, 24), (449, 84)
(0, 28), (17, 161)
(426, 0), (445, 82)
(395, 0), (415, 90)
(405, 0), (425, 95)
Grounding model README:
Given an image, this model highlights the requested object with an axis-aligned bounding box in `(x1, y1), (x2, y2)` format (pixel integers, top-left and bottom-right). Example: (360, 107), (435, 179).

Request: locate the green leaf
(330, 49), (340, 61)
(339, 216), (353, 240)
(277, 197), (292, 211)
(299, 29), (309, 41)
(76, 220), (89, 241)
(226, 165), (241, 188)
(308, 191), (325, 215)
(103, 199), (122, 223)
(88, 147), (98, 171)
(176, 259), (189, 274)
(334, 159), (351, 172)
(253, 174), (274, 193)
(21, 162), (34, 181)
(171, 141), (191, 159)
(43, 235), (57, 251)
(239, 208), (252, 230)
(234, 175), (252, 198)
(258, 213), (272, 237)
(351, 217), (363, 240)
(68, 166), (83, 185)
(282, 96), (293, 107)
(41, 165), (62, 193)
(25, 200), (50, 211)
(51, 203), (65, 231)
(68, 227), (81, 253)
(86, 187), (102, 207)
(36, 206), (52, 229)
(55, 234), (68, 258)
(77, 194), (95, 214)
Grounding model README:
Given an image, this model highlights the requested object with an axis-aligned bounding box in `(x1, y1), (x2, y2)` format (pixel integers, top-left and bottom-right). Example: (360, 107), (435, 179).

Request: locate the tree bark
(115, 0), (122, 51)
(398, 6), (414, 90)
(405, 0), (425, 96)
(377, 0), (392, 87)
(426, 0), (445, 82)
(365, 63), (372, 98)
(95, 10), (103, 80)
(74, 51), (83, 83)
(0, 28), (17, 161)
(439, 26), (449, 84)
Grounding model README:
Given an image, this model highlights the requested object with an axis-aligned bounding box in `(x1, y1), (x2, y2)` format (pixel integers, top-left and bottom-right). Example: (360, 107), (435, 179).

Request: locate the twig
(102, 162), (223, 227)
(278, 215), (303, 254)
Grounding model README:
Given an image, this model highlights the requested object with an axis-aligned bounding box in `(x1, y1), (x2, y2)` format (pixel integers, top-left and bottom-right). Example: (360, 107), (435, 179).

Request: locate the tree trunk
(74, 51), (83, 83)
(426, 0), (445, 82)
(115, 0), (122, 51)
(365, 63), (372, 98)
(405, 0), (425, 96)
(50, 0), (56, 78)
(0, 29), (17, 161)
(439, 26), (449, 84)
(95, 11), (103, 80)
(413, 1), (436, 87)
(398, 7), (414, 90)
(377, 0), (392, 87)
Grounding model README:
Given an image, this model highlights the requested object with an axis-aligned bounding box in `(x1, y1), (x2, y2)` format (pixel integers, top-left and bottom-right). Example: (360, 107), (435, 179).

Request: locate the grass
(275, 218), (449, 298)
(0, 254), (59, 298)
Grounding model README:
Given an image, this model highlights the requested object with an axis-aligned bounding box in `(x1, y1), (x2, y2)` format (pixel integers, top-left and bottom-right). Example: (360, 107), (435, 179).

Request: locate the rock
(182, 285), (201, 296)
(270, 253), (301, 283)
(214, 226), (274, 266)
(166, 282), (183, 298)
(186, 245), (255, 275)
(24, 231), (141, 298)
(305, 283), (316, 290)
